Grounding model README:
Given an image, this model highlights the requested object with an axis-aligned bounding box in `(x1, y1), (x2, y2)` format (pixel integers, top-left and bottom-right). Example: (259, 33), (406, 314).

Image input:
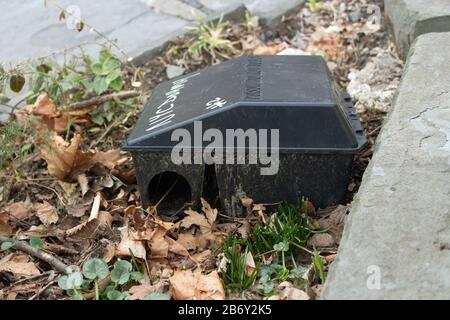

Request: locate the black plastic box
(123, 56), (366, 215)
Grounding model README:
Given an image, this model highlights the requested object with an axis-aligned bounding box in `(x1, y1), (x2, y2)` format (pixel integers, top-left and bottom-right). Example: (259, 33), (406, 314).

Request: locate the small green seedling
(308, 0), (324, 13)
(82, 258), (109, 300)
(188, 15), (233, 58)
(220, 235), (258, 292)
(1, 241), (14, 251)
(273, 241), (290, 281)
(312, 246), (325, 285)
(29, 236), (43, 249)
(250, 199), (311, 256)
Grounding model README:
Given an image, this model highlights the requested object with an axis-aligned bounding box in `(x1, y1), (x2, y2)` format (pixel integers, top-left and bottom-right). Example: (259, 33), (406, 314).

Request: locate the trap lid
(123, 55), (366, 153)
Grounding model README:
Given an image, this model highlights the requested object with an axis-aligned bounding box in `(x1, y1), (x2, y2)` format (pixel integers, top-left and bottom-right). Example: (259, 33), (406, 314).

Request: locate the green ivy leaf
(29, 236), (43, 249)
(0, 94), (11, 104)
(33, 74), (45, 93)
(10, 74), (25, 93)
(90, 114), (105, 126)
(102, 57), (121, 75)
(108, 76), (123, 92)
(93, 76), (108, 95)
(64, 72), (83, 86)
(99, 50), (113, 64)
(82, 258), (109, 280)
(1, 241), (14, 251)
(107, 290), (128, 300)
(81, 79), (95, 92)
(143, 292), (171, 300)
(36, 64), (52, 74)
(111, 260), (132, 285)
(105, 68), (121, 85)
(20, 143), (33, 154)
(90, 63), (103, 76)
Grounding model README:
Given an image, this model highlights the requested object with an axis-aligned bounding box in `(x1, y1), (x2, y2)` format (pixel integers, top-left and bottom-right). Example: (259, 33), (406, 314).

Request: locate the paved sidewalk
(0, 0), (304, 66)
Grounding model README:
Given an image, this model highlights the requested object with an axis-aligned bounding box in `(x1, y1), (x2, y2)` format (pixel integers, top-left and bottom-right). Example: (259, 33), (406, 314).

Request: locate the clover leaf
(143, 292), (171, 300)
(82, 258), (109, 280)
(107, 290), (129, 300)
(111, 259), (132, 285)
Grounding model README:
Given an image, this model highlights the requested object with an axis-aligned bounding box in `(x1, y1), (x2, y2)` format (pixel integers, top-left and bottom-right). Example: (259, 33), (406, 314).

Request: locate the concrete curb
(384, 0), (450, 59)
(321, 32), (450, 299)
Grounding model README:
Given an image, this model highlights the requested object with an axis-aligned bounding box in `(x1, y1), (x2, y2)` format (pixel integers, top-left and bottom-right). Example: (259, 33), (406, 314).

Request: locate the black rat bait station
(123, 55), (366, 216)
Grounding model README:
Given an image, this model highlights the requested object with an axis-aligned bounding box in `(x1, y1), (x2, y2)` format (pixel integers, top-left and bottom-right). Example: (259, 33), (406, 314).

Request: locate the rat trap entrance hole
(148, 171), (191, 216)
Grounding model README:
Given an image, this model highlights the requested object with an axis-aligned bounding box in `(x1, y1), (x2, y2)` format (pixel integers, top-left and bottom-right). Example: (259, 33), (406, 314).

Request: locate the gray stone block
(321, 32), (450, 300)
(198, 0), (305, 26)
(0, 0), (151, 65)
(384, 0), (450, 59)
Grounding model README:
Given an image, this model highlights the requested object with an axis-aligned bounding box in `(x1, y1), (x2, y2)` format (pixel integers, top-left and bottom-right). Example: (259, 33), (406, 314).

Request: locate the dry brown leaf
(94, 149), (121, 170)
(0, 255), (40, 278)
(191, 250), (212, 264)
(65, 219), (100, 240)
(148, 228), (169, 258)
(98, 211), (112, 228)
(20, 225), (59, 239)
(116, 226), (147, 259)
(176, 232), (198, 251)
(170, 270), (225, 300)
(66, 191), (94, 218)
(126, 281), (169, 300)
(40, 133), (121, 181)
(53, 112), (69, 134)
(34, 201), (58, 226)
(281, 287), (310, 300)
(237, 220), (251, 240)
(31, 93), (56, 117)
(201, 197), (217, 226)
(6, 292), (17, 300)
(180, 208), (211, 234)
(307, 233), (335, 248)
(166, 237), (189, 257)
(6, 200), (33, 220)
(241, 34), (264, 51)
(245, 251), (256, 276)
(126, 205), (145, 229)
(40, 133), (96, 181)
(77, 173), (89, 197)
(241, 196), (253, 208)
(111, 167), (136, 184)
(101, 239), (117, 263)
(195, 271), (225, 300)
(58, 181), (78, 197)
(0, 211), (13, 236)
(253, 43), (288, 55)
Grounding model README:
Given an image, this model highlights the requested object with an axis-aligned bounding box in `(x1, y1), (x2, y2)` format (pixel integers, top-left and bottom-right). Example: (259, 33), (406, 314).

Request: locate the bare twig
(10, 271), (53, 287)
(0, 236), (71, 274)
(70, 90), (139, 110)
(28, 280), (56, 300)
